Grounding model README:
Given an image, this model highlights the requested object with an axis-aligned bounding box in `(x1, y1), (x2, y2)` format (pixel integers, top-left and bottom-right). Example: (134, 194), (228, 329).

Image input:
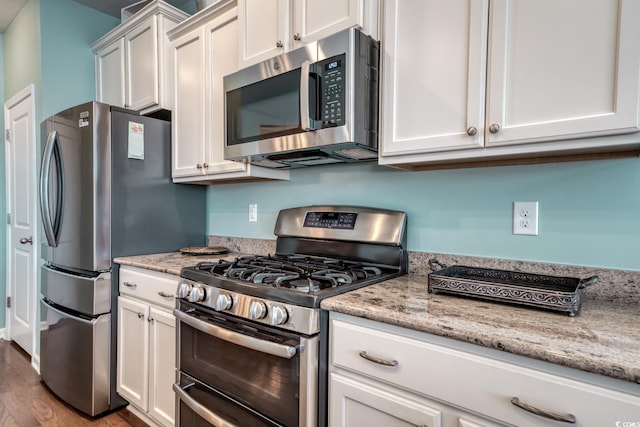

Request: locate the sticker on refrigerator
(79, 111), (90, 128)
(128, 121), (144, 160)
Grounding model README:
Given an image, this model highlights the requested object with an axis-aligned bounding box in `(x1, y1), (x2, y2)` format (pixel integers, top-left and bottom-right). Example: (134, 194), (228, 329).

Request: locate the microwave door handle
(173, 309), (297, 359)
(300, 60), (313, 131)
(39, 130), (58, 247)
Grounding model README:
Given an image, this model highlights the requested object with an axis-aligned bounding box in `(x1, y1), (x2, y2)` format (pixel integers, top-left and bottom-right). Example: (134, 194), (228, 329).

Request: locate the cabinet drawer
(119, 266), (177, 309)
(330, 316), (640, 427)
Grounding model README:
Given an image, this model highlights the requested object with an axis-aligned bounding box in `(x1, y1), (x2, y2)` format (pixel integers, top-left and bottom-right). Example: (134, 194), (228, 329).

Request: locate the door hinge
(5, 129), (10, 142)
(6, 297), (10, 308)
(6, 213), (10, 225)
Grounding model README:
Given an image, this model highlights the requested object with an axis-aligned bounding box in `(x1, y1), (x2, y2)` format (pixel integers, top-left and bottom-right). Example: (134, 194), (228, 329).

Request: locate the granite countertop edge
(113, 252), (640, 385)
(321, 275), (640, 386)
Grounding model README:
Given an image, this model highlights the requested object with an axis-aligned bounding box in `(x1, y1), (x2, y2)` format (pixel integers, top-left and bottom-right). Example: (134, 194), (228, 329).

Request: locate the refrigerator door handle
(41, 298), (97, 325)
(39, 130), (63, 247)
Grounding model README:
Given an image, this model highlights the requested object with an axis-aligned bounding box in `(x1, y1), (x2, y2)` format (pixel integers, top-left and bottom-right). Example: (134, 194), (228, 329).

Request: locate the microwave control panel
(319, 55), (346, 128)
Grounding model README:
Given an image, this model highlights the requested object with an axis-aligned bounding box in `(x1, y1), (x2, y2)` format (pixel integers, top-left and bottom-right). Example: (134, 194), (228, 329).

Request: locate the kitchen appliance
(174, 205), (407, 426)
(38, 101), (206, 417)
(223, 27), (380, 168)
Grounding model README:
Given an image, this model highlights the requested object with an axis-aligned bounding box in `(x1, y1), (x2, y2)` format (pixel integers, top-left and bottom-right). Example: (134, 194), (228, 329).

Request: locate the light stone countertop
(114, 251), (243, 276)
(113, 250), (640, 385)
(320, 274), (640, 385)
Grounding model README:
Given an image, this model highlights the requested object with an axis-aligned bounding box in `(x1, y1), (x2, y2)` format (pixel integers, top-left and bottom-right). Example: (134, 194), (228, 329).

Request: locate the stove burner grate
(193, 254), (388, 293)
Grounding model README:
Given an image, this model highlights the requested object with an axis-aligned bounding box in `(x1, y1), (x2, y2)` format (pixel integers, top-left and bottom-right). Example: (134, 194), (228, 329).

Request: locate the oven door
(174, 300), (317, 427)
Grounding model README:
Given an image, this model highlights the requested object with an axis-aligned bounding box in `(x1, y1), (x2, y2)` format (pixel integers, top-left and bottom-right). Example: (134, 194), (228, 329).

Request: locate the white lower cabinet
(328, 312), (640, 427)
(117, 266), (177, 427)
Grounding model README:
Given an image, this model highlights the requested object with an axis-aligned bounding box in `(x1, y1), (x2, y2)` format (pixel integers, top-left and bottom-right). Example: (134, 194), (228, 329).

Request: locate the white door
(148, 307), (175, 427)
(4, 84), (37, 356)
(485, 0), (640, 146)
(380, 0), (488, 157)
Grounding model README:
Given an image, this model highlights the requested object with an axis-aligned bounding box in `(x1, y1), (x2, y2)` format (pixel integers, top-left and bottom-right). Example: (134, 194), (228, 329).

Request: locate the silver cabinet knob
(196, 163), (203, 169)
(137, 312), (144, 319)
(489, 123), (501, 134)
(466, 126), (477, 136)
(203, 162), (208, 169)
(276, 40), (283, 48)
(249, 300), (267, 320)
(188, 286), (206, 303)
(215, 293), (233, 311)
(293, 33), (301, 41)
(270, 305), (288, 325)
(20, 236), (33, 245)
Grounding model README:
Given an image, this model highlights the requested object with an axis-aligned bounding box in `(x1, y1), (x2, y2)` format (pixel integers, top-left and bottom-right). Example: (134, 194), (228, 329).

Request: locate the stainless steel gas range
(173, 206), (407, 427)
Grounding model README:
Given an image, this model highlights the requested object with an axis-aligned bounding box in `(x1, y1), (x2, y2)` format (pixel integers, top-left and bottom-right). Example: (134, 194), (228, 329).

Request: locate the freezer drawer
(40, 298), (111, 417)
(41, 264), (110, 316)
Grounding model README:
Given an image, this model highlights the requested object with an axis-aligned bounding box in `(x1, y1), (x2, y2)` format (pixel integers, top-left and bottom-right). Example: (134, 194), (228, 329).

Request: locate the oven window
(179, 307), (301, 427)
(226, 69), (302, 145)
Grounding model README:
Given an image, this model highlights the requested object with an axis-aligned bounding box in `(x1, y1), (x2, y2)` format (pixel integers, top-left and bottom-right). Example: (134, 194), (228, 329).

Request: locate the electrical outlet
(513, 201), (538, 235)
(249, 204), (257, 222)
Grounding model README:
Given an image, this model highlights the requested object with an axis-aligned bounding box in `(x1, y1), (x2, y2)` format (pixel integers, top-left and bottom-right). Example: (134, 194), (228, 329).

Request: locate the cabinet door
(95, 39), (125, 107)
(171, 26), (207, 178)
(125, 15), (160, 111)
(380, 0), (488, 158)
(292, 0), (362, 48)
(238, 0), (290, 67)
(117, 296), (149, 411)
(486, 0), (640, 146)
(148, 307), (176, 427)
(204, 7), (247, 174)
(329, 373), (442, 427)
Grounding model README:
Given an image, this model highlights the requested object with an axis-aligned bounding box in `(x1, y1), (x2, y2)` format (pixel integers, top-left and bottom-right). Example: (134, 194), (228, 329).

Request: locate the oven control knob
(188, 286), (206, 303)
(215, 293), (233, 311)
(270, 305), (289, 325)
(177, 282), (192, 299)
(249, 301), (267, 320)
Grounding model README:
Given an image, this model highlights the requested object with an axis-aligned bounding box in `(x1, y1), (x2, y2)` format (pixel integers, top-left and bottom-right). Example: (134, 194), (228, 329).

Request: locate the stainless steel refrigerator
(38, 101), (206, 417)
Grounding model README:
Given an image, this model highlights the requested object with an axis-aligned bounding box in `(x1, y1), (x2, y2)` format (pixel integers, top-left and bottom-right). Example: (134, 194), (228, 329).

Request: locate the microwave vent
(335, 148), (377, 160)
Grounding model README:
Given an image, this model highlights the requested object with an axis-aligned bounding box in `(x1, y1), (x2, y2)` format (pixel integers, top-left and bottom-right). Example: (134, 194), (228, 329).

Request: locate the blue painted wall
(40, 0), (119, 119)
(207, 157), (640, 271)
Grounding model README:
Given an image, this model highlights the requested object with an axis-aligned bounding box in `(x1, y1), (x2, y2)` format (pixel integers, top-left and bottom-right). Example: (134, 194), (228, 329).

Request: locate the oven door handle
(174, 308), (297, 359)
(173, 382), (238, 427)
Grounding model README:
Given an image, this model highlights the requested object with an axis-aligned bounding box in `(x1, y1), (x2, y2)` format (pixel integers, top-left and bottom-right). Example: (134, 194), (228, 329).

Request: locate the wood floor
(0, 339), (148, 427)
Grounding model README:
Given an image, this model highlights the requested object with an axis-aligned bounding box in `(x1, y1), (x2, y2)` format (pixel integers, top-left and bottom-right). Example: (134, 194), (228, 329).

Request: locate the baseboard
(31, 353), (40, 374)
(0, 328), (5, 339)
(124, 405), (163, 427)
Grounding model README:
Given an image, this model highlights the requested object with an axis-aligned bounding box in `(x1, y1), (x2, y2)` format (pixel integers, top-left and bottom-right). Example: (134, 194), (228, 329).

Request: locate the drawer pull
(123, 281), (137, 289)
(158, 291), (174, 298)
(359, 351), (398, 367)
(510, 397), (576, 424)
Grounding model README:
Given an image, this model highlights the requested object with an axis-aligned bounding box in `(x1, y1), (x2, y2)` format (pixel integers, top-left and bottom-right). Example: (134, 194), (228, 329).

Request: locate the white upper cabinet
(239, 0), (379, 67)
(168, 0), (289, 183)
(380, 0), (640, 169)
(92, 0), (189, 114)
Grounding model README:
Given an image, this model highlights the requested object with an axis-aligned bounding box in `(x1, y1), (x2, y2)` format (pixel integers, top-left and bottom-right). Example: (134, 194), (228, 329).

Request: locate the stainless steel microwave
(223, 28), (380, 168)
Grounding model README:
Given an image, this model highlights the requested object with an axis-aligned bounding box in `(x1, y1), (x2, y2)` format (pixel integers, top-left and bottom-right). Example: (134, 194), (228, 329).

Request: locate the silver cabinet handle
(173, 382), (238, 427)
(20, 237), (33, 245)
(276, 40), (283, 48)
(359, 351), (398, 367)
(174, 308), (296, 359)
(466, 126), (477, 136)
(511, 397), (576, 424)
(489, 123), (501, 133)
(293, 32), (301, 41)
(158, 291), (174, 298)
(123, 281), (137, 289)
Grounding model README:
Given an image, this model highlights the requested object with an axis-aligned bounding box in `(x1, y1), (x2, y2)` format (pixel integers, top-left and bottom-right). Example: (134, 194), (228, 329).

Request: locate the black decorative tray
(427, 262), (598, 316)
